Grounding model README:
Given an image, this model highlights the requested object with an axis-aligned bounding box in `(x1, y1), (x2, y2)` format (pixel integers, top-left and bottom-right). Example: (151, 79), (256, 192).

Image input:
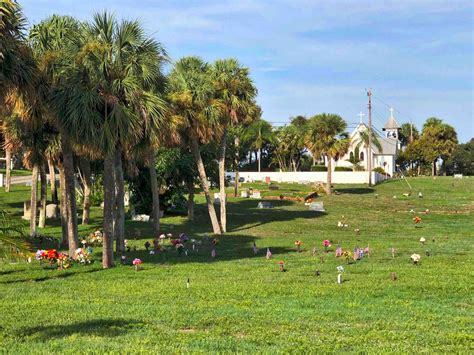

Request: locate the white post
(337, 274), (342, 284)
(0, 173), (3, 188)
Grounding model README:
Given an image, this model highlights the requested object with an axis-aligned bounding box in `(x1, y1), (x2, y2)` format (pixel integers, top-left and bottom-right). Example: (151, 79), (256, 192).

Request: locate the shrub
(311, 165), (327, 172)
(335, 166), (353, 172)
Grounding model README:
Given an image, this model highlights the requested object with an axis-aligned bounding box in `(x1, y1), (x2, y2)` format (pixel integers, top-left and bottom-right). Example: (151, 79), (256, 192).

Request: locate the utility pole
(367, 89), (372, 186)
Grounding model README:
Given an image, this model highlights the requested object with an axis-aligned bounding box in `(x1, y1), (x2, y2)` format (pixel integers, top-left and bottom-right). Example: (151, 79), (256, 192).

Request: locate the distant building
(332, 108), (401, 176)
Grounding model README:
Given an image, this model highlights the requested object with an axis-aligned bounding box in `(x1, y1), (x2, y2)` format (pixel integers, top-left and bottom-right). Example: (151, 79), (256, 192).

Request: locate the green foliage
(334, 166), (353, 172)
(0, 210), (31, 260)
(444, 139), (474, 175)
(372, 167), (388, 175)
(310, 164), (327, 171)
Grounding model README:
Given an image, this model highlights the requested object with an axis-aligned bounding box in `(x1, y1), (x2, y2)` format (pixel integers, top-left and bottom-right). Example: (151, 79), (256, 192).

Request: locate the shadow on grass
(125, 198), (326, 238)
(334, 187), (375, 194)
(117, 233), (298, 265)
(18, 319), (138, 339)
(0, 267), (103, 285)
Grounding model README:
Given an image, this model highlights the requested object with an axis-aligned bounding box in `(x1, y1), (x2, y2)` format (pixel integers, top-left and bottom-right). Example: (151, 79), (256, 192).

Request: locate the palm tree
(354, 128), (382, 174)
(242, 117), (272, 172)
(305, 114), (350, 194)
(56, 12), (168, 267)
(167, 56), (222, 235)
(29, 15), (82, 254)
(211, 58), (257, 233)
(1, 0), (35, 192)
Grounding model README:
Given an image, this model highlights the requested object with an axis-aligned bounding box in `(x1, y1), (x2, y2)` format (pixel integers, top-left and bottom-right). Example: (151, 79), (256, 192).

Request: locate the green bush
(373, 167), (390, 176)
(311, 165), (327, 172)
(335, 166), (353, 172)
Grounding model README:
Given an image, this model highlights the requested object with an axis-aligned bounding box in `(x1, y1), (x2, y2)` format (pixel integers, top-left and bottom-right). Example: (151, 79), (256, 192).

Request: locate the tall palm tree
(242, 117), (272, 172)
(211, 58), (257, 233)
(29, 15), (82, 254)
(167, 56), (222, 235)
(1, 0), (35, 192)
(57, 12), (167, 267)
(305, 114), (349, 194)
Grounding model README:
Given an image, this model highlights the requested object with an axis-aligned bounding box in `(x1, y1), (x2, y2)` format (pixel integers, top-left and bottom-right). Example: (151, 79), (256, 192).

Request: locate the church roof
(383, 110), (400, 130)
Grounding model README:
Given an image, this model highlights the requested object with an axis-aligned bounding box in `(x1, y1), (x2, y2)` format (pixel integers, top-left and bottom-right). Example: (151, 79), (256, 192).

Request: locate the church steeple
(382, 107), (400, 139)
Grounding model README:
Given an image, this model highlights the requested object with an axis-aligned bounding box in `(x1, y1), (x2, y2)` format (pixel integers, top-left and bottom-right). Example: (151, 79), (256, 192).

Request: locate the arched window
(360, 151), (364, 161)
(349, 151), (354, 161)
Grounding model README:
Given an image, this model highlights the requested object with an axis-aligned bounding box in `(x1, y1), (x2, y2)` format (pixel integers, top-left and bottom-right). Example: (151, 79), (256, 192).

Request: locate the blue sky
(22, 0), (473, 142)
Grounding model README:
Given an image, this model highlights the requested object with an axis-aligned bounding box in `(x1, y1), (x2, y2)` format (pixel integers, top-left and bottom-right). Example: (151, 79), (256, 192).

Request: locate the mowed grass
(0, 177), (473, 353)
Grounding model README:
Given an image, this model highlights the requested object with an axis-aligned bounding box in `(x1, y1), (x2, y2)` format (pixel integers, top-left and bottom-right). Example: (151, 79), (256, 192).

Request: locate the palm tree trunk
(114, 148), (125, 253)
(48, 158), (58, 204)
(80, 159), (92, 225)
(103, 153), (115, 268)
(218, 126), (228, 233)
(30, 164), (38, 237)
(61, 134), (79, 256)
(258, 148), (261, 172)
(5, 147), (11, 192)
(58, 163), (68, 244)
(187, 179), (194, 221)
(234, 136), (240, 197)
(326, 156), (332, 195)
(148, 152), (160, 235)
(190, 136), (222, 234)
(38, 162), (47, 229)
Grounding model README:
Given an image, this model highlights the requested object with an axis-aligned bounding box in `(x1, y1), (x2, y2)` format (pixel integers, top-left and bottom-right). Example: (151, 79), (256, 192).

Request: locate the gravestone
(257, 201), (273, 209)
(241, 190), (249, 198)
(23, 201), (31, 220)
(454, 174), (463, 179)
(214, 192), (226, 205)
(251, 191), (261, 199)
(309, 202), (325, 212)
(46, 204), (59, 219)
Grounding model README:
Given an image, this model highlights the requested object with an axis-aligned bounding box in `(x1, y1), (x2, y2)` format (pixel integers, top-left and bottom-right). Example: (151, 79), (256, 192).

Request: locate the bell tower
(382, 108), (400, 140)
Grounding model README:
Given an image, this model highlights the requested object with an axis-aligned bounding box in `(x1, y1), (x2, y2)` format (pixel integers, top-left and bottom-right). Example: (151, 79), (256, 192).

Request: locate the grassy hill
(0, 177), (472, 352)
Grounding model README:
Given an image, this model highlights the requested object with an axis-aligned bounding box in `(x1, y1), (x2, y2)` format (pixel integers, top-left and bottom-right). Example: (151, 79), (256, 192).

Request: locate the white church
(334, 108), (401, 176)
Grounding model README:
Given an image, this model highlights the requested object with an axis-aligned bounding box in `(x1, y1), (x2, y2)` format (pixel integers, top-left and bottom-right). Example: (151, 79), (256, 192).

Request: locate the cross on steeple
(358, 111), (365, 124)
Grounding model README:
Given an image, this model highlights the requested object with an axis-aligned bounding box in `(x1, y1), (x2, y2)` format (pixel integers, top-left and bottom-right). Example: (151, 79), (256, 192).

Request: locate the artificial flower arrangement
(419, 237), (426, 245)
(84, 230), (103, 246)
(342, 250), (352, 264)
(294, 240), (303, 252)
(57, 252), (72, 269)
(132, 258), (142, 271)
(323, 239), (331, 252)
(75, 247), (92, 264)
(277, 261), (285, 272)
(413, 216), (422, 227)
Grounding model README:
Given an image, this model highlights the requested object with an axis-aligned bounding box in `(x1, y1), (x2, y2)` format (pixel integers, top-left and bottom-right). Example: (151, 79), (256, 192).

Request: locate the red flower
(170, 239), (180, 246)
(47, 249), (59, 260)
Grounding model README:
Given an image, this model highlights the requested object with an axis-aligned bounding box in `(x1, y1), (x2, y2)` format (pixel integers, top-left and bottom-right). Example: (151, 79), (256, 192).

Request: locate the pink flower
(132, 258), (142, 265)
(323, 240), (331, 247)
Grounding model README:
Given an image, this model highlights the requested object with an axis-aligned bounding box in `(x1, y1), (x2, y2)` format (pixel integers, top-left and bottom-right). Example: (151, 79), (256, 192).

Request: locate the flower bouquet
(57, 252), (72, 269)
(294, 240), (303, 253)
(132, 258), (142, 271)
(410, 254), (421, 265)
(323, 239), (331, 253)
(175, 242), (184, 256)
(75, 248), (92, 264)
(413, 216), (422, 228)
(277, 261), (285, 272)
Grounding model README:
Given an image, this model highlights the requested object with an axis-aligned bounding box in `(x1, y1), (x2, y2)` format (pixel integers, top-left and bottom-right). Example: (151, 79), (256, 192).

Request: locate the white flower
(159, 234), (166, 239)
(337, 221), (343, 227)
(419, 237), (426, 243)
(336, 265), (344, 273)
(411, 254), (421, 263)
(190, 239), (196, 243)
(410, 209), (415, 213)
(81, 240), (87, 245)
(167, 233), (173, 237)
(149, 251), (155, 255)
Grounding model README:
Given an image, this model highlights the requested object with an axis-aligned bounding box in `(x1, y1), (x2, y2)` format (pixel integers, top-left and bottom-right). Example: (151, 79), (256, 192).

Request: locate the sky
(21, 0), (474, 142)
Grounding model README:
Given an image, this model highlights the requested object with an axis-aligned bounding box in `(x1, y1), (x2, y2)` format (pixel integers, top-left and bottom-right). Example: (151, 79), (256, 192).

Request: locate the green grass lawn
(0, 169), (32, 177)
(0, 177), (473, 353)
